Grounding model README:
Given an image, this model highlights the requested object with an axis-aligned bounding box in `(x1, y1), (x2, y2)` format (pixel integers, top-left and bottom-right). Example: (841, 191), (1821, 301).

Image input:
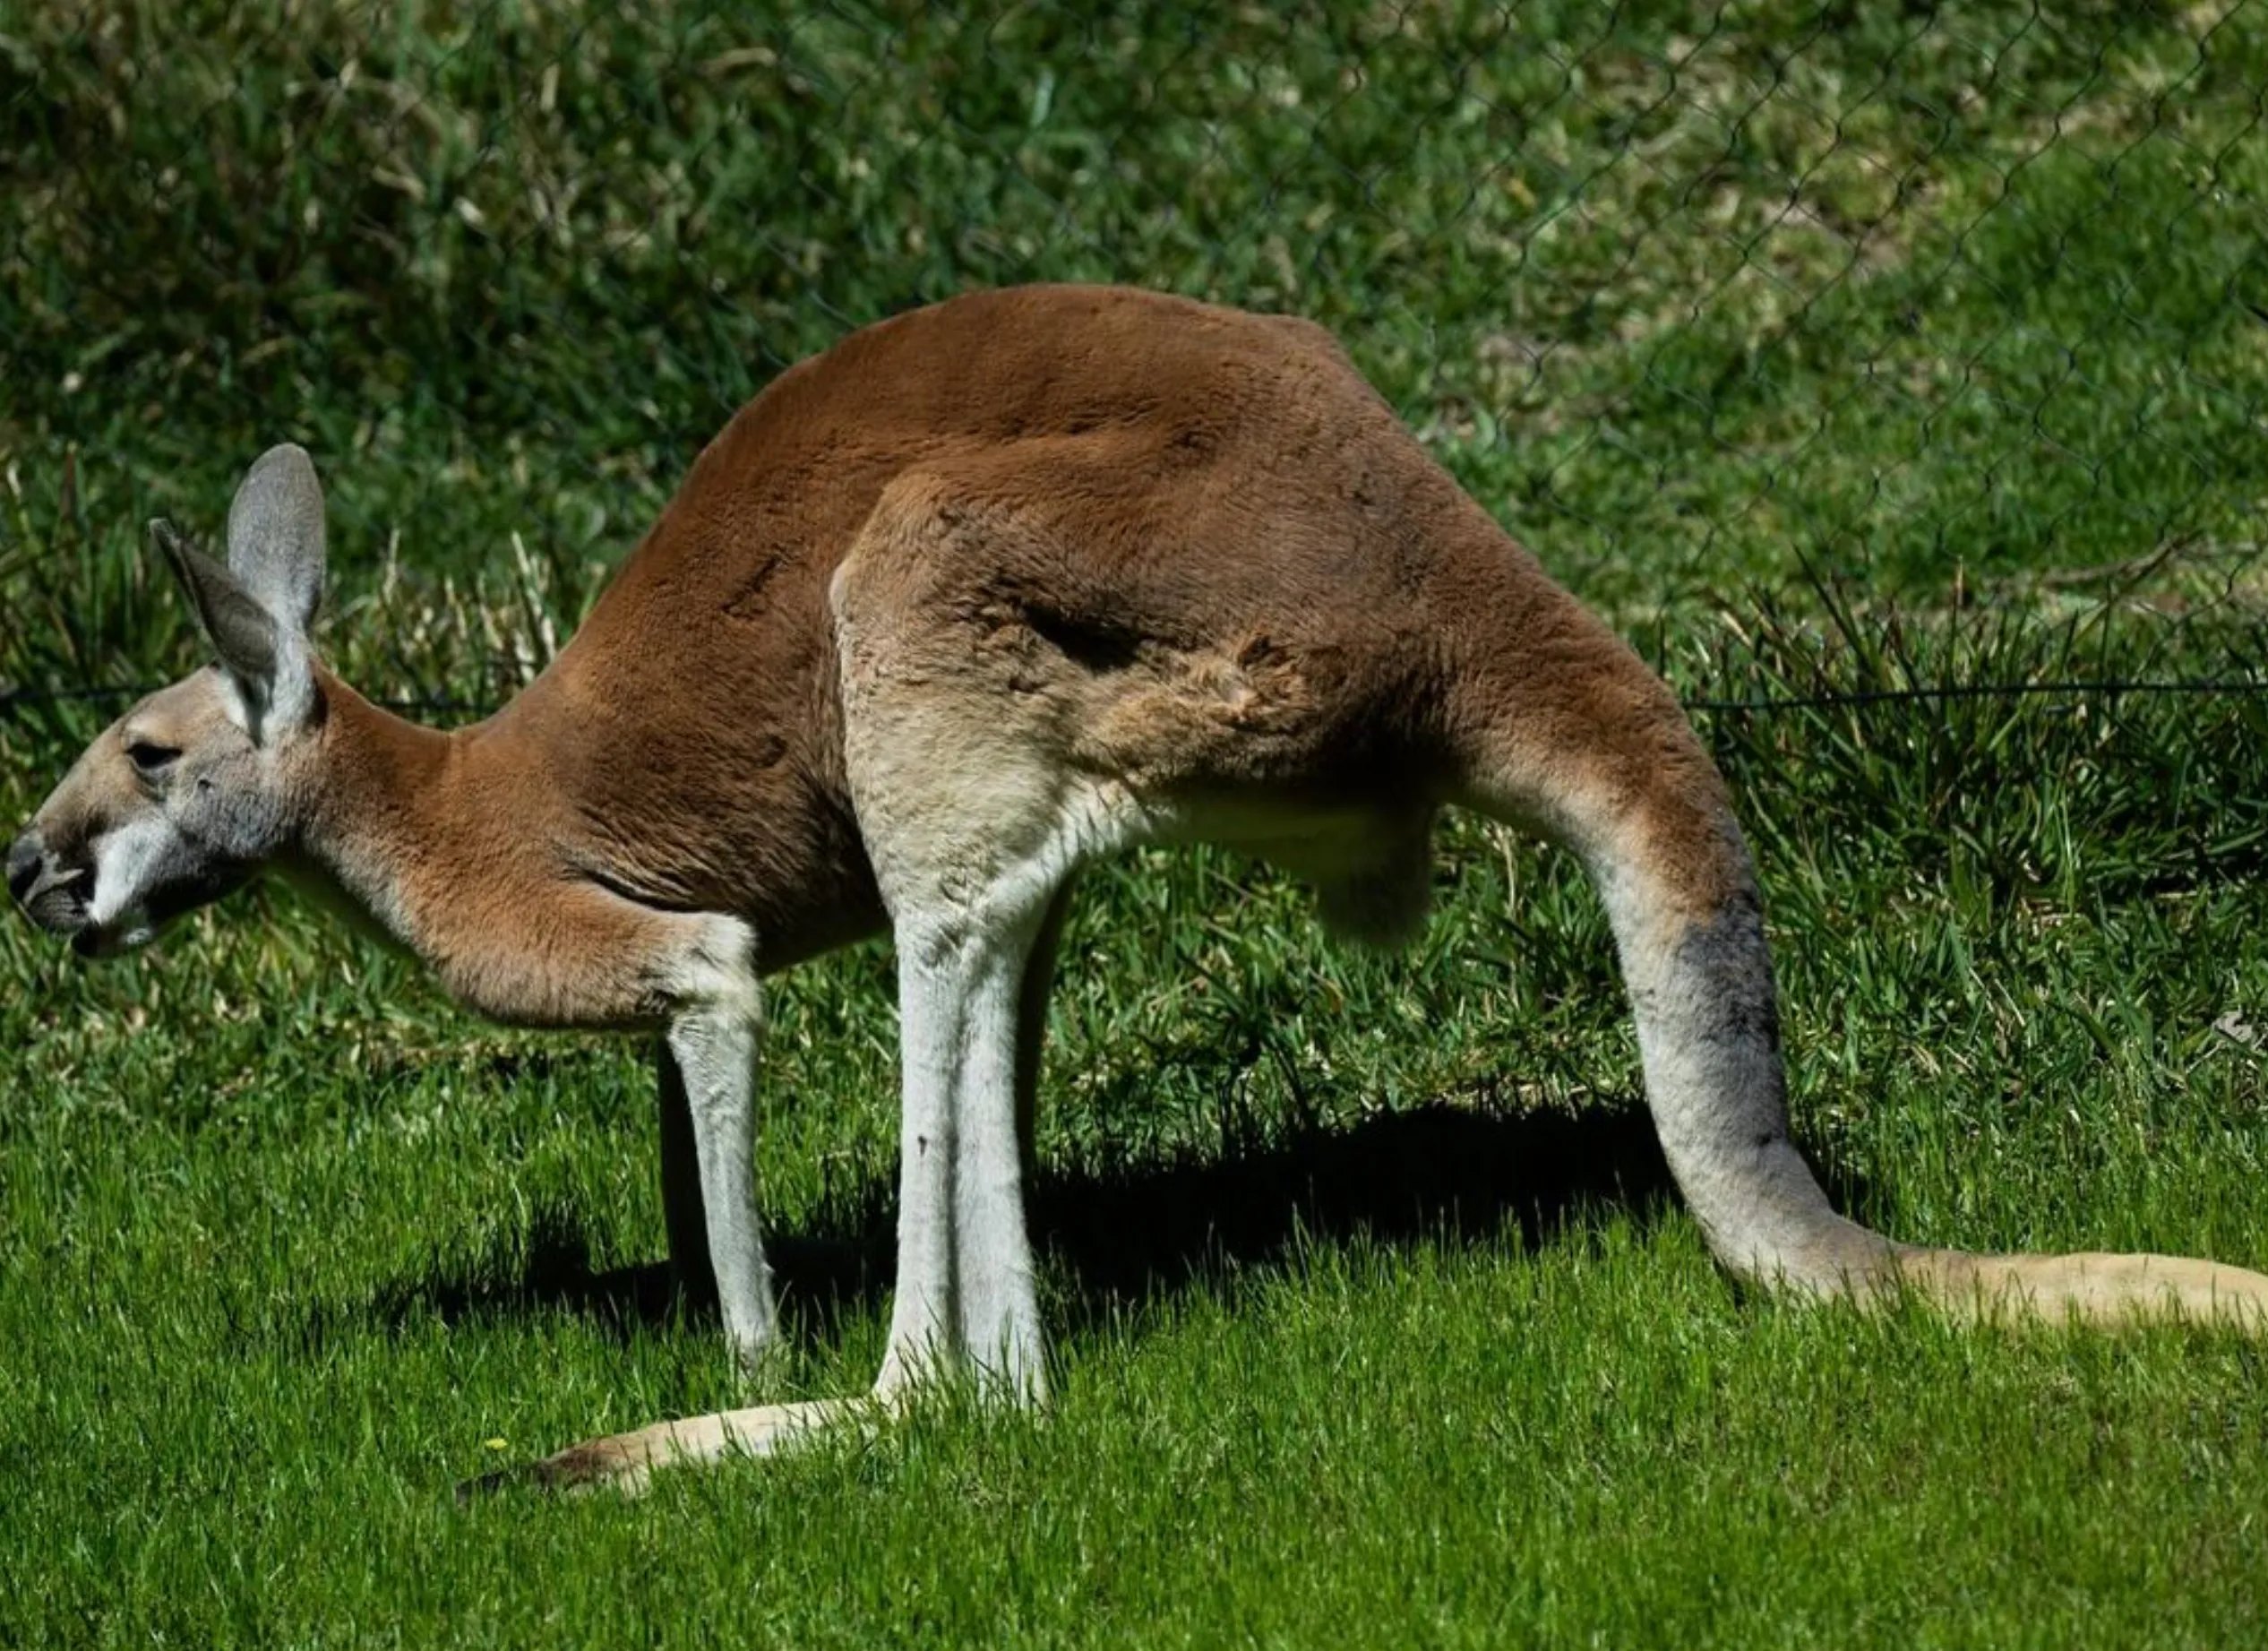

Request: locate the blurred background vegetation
(3, 0), (2265, 709)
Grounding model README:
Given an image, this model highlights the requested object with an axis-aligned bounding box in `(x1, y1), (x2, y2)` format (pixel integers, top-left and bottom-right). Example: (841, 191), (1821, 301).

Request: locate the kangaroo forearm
(416, 882), (746, 1030)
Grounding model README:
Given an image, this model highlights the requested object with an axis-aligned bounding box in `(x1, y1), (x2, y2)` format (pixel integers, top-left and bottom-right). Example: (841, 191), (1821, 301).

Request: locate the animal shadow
(1032, 1099), (1684, 1320)
(339, 1096), (1878, 1353)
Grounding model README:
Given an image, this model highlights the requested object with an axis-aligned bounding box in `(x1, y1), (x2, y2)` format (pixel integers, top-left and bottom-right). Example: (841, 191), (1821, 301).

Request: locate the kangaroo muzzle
(5, 828), (96, 946)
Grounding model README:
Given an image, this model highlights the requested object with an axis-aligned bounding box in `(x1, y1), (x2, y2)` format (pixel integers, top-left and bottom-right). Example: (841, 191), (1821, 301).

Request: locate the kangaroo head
(7, 444), (331, 958)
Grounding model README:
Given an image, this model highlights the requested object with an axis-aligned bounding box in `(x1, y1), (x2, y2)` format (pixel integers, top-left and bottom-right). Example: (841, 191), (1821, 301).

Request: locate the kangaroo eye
(125, 740), (180, 776)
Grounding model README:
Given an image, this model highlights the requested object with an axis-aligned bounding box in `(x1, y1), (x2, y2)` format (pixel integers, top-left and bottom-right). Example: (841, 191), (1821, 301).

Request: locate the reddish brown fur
(325, 284), (1737, 1017)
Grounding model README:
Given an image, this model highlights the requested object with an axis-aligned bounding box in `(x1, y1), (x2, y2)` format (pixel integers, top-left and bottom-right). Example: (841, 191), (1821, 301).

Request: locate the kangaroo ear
(156, 443), (326, 736)
(226, 443), (326, 639)
(152, 518), (297, 738)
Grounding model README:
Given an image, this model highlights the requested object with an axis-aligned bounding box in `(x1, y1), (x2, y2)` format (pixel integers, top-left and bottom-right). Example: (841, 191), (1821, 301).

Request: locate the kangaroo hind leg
(831, 476), (1156, 1404)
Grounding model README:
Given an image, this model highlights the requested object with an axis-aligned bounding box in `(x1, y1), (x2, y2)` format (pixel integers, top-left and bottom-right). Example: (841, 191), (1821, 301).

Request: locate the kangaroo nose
(6, 832), (42, 906)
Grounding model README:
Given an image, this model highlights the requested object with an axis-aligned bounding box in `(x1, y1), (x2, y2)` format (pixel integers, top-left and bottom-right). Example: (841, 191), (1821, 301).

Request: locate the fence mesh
(2, 0), (2265, 721)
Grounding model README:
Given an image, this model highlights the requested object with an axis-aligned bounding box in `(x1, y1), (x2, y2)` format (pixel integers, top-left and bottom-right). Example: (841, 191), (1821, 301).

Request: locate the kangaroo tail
(1444, 577), (2268, 1330)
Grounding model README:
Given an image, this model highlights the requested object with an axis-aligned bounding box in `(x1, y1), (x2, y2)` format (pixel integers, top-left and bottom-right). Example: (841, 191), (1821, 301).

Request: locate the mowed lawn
(4, 4), (2268, 1647)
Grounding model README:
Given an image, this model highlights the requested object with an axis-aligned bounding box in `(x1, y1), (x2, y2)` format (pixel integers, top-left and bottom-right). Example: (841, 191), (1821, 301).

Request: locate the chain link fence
(2, 0), (2264, 722)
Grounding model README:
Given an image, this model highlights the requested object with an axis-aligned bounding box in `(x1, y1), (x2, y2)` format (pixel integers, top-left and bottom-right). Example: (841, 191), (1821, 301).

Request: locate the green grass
(5, 2), (2268, 1646)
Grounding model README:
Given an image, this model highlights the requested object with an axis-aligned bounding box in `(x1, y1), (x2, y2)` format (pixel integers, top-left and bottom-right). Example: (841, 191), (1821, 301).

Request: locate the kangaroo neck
(291, 670), (485, 959)
(288, 670), (706, 1028)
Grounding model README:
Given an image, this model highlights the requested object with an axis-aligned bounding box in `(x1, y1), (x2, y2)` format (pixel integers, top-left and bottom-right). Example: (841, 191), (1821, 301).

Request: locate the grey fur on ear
(226, 443), (327, 636)
(144, 443), (328, 735)
(152, 519), (288, 730)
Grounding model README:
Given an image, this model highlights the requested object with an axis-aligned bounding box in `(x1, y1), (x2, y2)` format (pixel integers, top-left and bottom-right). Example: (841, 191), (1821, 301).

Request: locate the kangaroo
(11, 285), (2267, 1493)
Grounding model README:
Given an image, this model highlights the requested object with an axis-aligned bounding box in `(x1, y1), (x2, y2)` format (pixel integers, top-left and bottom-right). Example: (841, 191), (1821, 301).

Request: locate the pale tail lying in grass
(10, 285), (2265, 1494)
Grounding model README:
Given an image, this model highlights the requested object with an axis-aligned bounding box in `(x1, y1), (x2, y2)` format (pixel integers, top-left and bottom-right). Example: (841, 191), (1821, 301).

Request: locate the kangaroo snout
(6, 829), (92, 941)
(4, 831), (39, 906)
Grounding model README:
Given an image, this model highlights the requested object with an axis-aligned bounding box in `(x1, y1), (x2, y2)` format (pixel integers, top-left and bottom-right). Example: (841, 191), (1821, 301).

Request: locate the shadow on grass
(1035, 1100), (1683, 1324)
(325, 1097), (1879, 1354)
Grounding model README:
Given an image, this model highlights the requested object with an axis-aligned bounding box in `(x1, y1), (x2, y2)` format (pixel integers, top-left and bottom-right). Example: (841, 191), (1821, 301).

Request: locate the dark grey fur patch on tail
(1674, 891), (1783, 1055)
